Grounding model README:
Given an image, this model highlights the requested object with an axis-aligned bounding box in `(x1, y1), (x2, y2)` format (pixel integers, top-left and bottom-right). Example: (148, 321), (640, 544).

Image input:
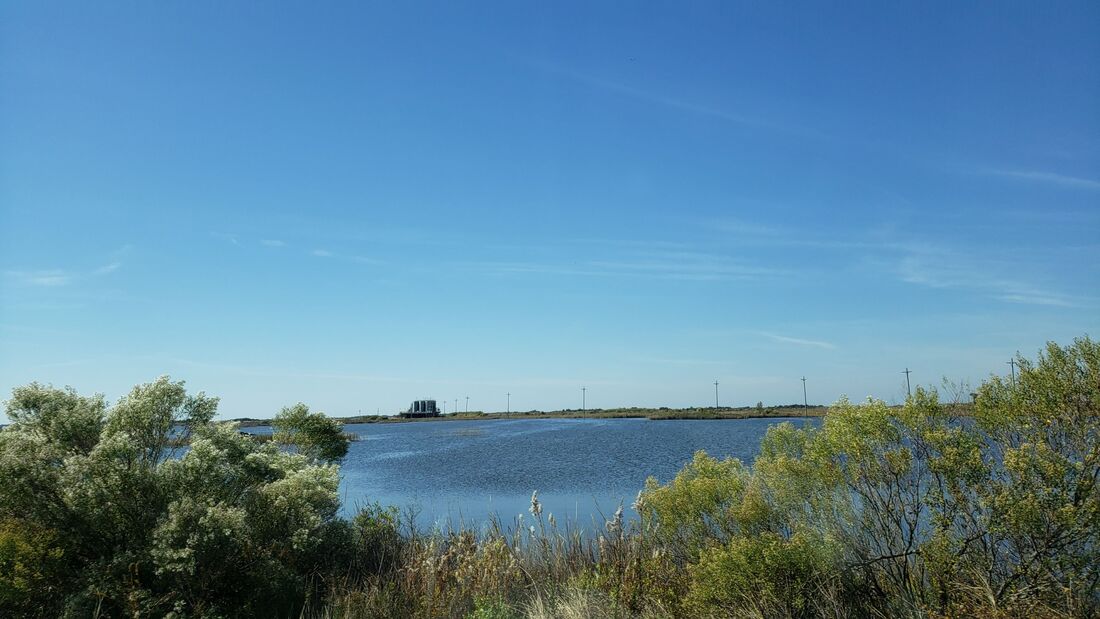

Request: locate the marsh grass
(318, 496), (681, 619)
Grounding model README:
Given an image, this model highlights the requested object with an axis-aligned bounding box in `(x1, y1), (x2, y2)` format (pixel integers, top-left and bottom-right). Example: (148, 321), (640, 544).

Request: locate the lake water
(247, 416), (820, 531)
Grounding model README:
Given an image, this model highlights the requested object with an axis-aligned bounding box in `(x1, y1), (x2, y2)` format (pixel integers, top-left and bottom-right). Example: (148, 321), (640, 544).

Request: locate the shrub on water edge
(633, 336), (1099, 618)
(273, 403), (351, 463)
(350, 503), (405, 579)
(0, 376), (350, 618)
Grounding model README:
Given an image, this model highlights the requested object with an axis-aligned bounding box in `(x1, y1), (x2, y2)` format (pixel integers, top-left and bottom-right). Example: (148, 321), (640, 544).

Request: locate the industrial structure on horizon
(400, 399), (440, 418)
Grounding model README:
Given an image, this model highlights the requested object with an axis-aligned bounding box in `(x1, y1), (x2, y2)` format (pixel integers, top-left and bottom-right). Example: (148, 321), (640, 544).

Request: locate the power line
(1007, 359), (1017, 386)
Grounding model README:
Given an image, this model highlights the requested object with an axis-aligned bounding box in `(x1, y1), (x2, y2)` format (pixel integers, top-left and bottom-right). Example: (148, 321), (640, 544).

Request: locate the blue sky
(2, 2), (1097, 420)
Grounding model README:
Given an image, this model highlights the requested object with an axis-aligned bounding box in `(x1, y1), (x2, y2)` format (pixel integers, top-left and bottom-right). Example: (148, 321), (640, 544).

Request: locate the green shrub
(273, 402), (350, 463)
(686, 531), (840, 618)
(638, 451), (752, 561)
(0, 519), (67, 617)
(636, 337), (1099, 618)
(0, 376), (349, 617)
(350, 503), (405, 578)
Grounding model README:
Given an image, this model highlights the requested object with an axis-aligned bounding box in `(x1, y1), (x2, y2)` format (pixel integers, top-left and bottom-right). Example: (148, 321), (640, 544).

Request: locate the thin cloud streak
(5, 270), (73, 287)
(93, 261), (122, 275)
(984, 168), (1100, 191)
(6, 246), (127, 289)
(465, 255), (785, 282)
(211, 232), (240, 245)
(704, 216), (1083, 309)
(527, 59), (826, 139)
(997, 293), (1073, 307)
(639, 357), (730, 366)
(760, 332), (837, 350)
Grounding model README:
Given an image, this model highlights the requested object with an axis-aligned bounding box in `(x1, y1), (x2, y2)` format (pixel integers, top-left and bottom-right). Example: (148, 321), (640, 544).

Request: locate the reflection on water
(267, 416), (821, 530)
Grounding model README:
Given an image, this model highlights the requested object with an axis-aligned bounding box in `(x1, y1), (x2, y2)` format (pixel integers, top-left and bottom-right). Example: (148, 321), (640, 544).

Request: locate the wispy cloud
(527, 59), (824, 138)
(5, 246), (129, 290)
(215, 233), (383, 265)
(93, 261), (122, 275)
(5, 269), (73, 287)
(703, 216), (1086, 309)
(705, 216), (925, 253)
(711, 218), (787, 238)
(92, 245), (131, 276)
(760, 332), (837, 350)
(465, 248), (784, 282)
(211, 232), (240, 245)
(997, 293), (1072, 307)
(895, 252), (1080, 308)
(981, 168), (1100, 191)
(639, 357), (729, 366)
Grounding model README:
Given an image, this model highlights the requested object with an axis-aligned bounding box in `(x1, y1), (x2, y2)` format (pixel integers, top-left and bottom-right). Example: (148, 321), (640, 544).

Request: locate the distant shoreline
(229, 405), (833, 428)
(228, 401), (976, 428)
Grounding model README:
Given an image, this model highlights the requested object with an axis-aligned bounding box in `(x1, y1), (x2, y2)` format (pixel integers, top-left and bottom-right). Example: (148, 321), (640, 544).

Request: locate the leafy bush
(685, 532), (840, 618)
(0, 376), (349, 618)
(273, 402), (350, 463)
(0, 519), (67, 617)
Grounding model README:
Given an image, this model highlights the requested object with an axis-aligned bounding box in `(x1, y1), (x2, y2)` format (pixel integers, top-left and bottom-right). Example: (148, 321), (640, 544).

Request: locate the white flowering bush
(0, 376), (348, 618)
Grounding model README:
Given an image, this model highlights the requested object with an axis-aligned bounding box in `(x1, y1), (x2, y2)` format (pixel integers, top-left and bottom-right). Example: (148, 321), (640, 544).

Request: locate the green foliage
(465, 595), (520, 619)
(686, 532), (840, 618)
(0, 519), (67, 617)
(5, 382), (105, 454)
(639, 451), (750, 560)
(638, 336), (1100, 618)
(273, 402), (350, 463)
(350, 503), (405, 577)
(966, 336), (1100, 615)
(0, 377), (345, 618)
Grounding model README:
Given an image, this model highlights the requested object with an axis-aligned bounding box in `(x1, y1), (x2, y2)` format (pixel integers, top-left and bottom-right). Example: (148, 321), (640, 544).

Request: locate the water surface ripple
(311, 416), (820, 529)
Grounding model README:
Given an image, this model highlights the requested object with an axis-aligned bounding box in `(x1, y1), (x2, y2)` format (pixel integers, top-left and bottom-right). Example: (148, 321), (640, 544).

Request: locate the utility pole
(1007, 359), (1017, 386)
(465, 396), (469, 413)
(903, 368), (912, 398)
(801, 377), (807, 408)
(455, 399), (458, 414)
(506, 393), (510, 414)
(582, 387), (586, 413)
(714, 380), (720, 410)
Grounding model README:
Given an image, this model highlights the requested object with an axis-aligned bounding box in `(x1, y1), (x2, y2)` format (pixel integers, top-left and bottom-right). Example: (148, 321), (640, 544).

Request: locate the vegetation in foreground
(1, 337), (1097, 618)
